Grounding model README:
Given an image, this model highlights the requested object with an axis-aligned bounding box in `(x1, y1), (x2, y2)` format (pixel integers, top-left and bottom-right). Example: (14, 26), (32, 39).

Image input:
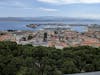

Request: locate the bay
(0, 21), (100, 32)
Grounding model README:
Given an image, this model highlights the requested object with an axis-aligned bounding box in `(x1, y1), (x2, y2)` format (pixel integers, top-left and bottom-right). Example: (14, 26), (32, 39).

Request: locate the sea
(0, 21), (100, 32)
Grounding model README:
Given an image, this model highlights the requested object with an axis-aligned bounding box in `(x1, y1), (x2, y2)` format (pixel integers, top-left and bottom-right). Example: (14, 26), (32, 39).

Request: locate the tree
(0, 41), (100, 75)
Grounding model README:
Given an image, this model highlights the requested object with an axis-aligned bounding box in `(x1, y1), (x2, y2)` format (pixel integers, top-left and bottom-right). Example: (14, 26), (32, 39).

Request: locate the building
(88, 25), (100, 32)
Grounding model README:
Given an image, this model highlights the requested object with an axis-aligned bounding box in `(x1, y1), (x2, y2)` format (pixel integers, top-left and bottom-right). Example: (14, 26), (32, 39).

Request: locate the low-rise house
(0, 33), (16, 42)
(12, 31), (34, 44)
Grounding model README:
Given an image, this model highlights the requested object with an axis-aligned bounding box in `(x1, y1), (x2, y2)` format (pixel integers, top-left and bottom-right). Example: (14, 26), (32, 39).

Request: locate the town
(0, 24), (100, 49)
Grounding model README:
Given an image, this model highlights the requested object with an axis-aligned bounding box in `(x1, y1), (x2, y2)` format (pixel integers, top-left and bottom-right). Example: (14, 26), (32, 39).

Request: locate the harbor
(0, 23), (100, 49)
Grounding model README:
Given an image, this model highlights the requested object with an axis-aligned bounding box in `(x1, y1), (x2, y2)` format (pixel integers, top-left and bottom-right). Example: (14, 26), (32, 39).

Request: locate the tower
(43, 32), (48, 42)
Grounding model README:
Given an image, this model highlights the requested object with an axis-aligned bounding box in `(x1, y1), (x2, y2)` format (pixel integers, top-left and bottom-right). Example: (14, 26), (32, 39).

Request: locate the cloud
(37, 0), (100, 4)
(38, 0), (59, 3)
(39, 7), (58, 12)
(80, 0), (100, 3)
(0, 0), (33, 9)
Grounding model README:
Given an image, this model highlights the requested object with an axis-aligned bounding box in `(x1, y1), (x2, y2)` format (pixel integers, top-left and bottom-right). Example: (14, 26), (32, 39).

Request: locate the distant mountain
(0, 16), (99, 22)
(0, 17), (34, 22)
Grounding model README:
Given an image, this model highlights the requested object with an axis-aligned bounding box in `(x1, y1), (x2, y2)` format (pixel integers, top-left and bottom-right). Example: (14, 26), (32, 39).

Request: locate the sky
(0, 0), (100, 19)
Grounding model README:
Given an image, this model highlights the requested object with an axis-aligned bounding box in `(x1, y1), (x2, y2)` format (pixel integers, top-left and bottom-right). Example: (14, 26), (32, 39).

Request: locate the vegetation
(28, 35), (34, 40)
(0, 41), (100, 75)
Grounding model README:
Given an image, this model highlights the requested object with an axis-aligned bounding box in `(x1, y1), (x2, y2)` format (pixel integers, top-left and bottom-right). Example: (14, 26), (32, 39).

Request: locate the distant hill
(0, 16), (99, 22)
